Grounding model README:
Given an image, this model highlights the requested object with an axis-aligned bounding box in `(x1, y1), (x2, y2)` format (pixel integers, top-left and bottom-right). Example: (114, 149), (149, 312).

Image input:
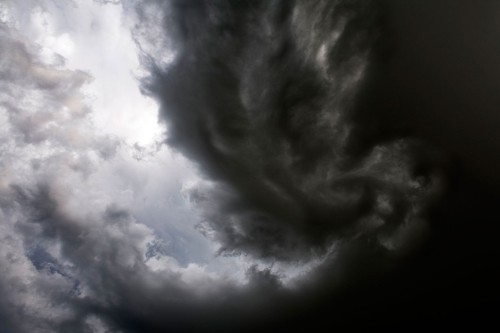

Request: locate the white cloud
(0, 2), (261, 331)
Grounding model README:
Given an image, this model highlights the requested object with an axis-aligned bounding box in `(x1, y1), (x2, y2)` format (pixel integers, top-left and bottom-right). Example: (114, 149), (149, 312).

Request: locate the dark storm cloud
(5, 0), (500, 331)
(137, 0), (445, 262)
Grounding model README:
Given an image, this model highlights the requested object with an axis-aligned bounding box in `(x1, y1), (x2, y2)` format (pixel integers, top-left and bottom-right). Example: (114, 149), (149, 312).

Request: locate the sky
(1, 0), (500, 332)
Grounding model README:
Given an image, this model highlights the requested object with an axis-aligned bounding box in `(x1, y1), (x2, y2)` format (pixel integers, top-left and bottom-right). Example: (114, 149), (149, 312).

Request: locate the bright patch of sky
(0, 0), (321, 286)
(1, 0), (232, 273)
(29, 0), (160, 146)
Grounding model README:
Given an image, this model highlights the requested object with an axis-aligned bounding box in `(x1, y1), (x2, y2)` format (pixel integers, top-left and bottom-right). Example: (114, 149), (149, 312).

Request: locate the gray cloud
(10, 0), (500, 331)
(2, 181), (299, 333)
(0, 8), (304, 331)
(128, 1), (500, 330)
(136, 0), (445, 264)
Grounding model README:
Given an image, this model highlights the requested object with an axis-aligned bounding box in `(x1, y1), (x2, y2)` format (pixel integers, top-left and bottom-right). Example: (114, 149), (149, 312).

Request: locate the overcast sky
(1, 0), (500, 332)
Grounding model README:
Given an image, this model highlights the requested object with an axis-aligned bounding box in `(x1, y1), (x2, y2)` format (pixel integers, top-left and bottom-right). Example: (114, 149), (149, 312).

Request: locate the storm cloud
(0, 1), (336, 331)
(2, 0), (500, 332)
(138, 0), (445, 263)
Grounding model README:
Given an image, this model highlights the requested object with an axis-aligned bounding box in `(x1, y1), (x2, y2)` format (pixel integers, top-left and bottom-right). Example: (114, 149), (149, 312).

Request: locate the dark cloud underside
(141, 0), (444, 262)
(134, 0), (500, 329)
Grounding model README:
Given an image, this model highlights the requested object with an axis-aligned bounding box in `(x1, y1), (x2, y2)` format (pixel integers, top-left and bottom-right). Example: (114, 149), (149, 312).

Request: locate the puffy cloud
(0, 3), (241, 332)
(0, 2), (323, 332)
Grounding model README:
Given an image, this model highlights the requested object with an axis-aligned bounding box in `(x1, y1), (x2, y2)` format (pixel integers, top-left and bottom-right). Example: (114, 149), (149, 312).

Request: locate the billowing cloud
(5, 0), (500, 332)
(136, 0), (445, 264)
(1, 1), (342, 331)
(0, 2), (254, 332)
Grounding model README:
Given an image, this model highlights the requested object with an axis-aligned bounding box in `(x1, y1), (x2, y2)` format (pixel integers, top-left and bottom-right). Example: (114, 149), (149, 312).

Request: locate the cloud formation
(12, 0), (500, 332)
(0, 2), (337, 332)
(0, 3), (256, 332)
(137, 0), (445, 264)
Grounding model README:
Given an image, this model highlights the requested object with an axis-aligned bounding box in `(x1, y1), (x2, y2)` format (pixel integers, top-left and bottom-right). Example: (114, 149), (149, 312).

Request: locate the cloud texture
(138, 0), (445, 263)
(9, 0), (500, 332)
(0, 2), (250, 332)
